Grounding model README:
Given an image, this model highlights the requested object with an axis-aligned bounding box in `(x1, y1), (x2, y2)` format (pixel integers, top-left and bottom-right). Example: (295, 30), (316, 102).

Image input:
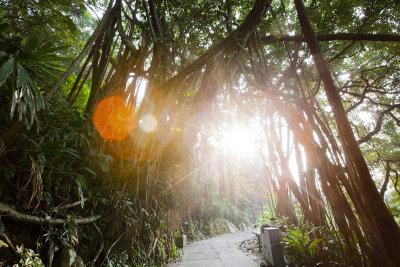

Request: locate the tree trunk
(45, 0), (116, 100)
(294, 0), (400, 265)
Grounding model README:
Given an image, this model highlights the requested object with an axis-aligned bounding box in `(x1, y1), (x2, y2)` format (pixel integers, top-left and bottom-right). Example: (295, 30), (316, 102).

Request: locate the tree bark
(85, 13), (118, 114)
(45, 0), (116, 100)
(294, 0), (400, 265)
(380, 161), (391, 198)
(0, 202), (100, 225)
(159, 0), (272, 93)
(357, 104), (400, 144)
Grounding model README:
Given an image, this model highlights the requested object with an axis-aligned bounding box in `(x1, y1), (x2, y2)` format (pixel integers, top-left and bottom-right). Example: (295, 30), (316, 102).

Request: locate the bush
(255, 215), (344, 266)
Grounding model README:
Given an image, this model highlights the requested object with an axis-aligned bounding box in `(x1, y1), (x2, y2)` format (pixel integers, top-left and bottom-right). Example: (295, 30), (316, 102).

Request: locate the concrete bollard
(176, 235), (187, 248)
(261, 227), (284, 267)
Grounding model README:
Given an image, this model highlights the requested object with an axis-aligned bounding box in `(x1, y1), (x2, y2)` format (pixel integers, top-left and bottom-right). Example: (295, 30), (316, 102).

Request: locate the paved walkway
(166, 231), (258, 267)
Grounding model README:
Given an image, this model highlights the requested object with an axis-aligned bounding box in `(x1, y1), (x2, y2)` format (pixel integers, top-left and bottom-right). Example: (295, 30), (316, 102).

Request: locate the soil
(240, 235), (294, 267)
(239, 235), (266, 266)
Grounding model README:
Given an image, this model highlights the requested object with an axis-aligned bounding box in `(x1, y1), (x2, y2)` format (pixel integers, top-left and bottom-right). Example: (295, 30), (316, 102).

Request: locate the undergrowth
(257, 214), (345, 266)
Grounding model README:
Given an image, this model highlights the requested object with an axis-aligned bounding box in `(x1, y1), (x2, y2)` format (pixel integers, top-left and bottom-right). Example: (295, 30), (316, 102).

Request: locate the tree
(294, 0), (400, 263)
(1, 0), (400, 265)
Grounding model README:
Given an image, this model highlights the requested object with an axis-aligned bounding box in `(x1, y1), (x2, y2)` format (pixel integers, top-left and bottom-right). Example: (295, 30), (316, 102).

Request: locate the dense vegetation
(0, 0), (400, 266)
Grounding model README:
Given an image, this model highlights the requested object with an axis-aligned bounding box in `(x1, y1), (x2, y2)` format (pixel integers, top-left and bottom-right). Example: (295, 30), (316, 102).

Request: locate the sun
(220, 126), (257, 156)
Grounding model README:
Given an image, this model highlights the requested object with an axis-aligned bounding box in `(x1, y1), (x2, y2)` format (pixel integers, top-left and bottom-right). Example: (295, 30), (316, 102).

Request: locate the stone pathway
(166, 231), (258, 267)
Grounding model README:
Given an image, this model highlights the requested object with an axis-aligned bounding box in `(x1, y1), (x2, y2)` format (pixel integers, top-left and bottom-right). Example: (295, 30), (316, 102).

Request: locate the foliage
(387, 190), (400, 225)
(0, 21), (69, 127)
(61, 74), (91, 113)
(1, 1), (183, 266)
(0, 92), (180, 265)
(280, 219), (323, 266)
(257, 215), (344, 266)
(13, 245), (43, 267)
(254, 207), (274, 227)
(0, 0), (98, 48)
(200, 194), (254, 229)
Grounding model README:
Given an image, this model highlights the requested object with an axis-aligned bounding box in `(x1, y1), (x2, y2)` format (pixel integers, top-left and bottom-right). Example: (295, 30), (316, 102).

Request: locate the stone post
(176, 235), (187, 248)
(261, 227), (284, 267)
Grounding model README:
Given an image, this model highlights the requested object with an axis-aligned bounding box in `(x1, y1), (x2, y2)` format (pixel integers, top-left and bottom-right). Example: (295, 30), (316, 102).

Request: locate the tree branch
(357, 104), (400, 144)
(159, 0), (272, 93)
(45, 0), (118, 100)
(380, 161), (391, 198)
(294, 0), (400, 263)
(259, 33), (400, 45)
(116, 8), (137, 52)
(52, 198), (88, 211)
(0, 202), (100, 225)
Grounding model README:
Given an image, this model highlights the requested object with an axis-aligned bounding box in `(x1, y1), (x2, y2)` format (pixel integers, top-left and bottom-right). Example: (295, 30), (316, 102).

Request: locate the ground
(239, 235), (265, 265)
(166, 231), (260, 267)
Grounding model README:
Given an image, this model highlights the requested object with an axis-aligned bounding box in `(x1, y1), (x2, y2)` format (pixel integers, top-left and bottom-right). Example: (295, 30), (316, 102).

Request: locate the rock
(194, 230), (204, 240)
(209, 218), (230, 236)
(53, 246), (84, 267)
(239, 236), (266, 266)
(226, 221), (239, 233)
(239, 222), (250, 231)
(175, 235), (187, 248)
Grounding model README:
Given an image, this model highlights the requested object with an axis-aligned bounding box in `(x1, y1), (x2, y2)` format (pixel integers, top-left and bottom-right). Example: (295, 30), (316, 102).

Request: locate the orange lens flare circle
(92, 96), (137, 141)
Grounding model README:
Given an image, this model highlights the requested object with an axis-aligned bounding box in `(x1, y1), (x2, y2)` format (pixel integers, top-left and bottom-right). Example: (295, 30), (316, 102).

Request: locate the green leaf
(63, 148), (81, 159)
(83, 167), (97, 176)
(16, 64), (32, 89)
(0, 57), (14, 85)
(0, 240), (8, 248)
(0, 22), (9, 35)
(35, 45), (69, 56)
(40, 140), (60, 150)
(18, 101), (26, 121)
(76, 180), (85, 209)
(309, 238), (322, 250)
(10, 90), (18, 118)
(0, 51), (7, 59)
(98, 158), (110, 172)
(23, 36), (40, 52)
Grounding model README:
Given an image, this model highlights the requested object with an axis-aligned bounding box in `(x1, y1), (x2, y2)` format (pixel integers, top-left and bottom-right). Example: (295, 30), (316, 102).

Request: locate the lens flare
(92, 96), (137, 141)
(139, 114), (158, 133)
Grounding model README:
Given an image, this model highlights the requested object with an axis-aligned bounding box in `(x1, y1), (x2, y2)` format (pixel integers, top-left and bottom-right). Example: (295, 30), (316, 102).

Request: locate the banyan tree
(2, 0), (400, 265)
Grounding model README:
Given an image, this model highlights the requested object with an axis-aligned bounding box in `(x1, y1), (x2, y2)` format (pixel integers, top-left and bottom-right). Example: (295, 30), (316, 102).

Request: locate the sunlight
(220, 126), (257, 157)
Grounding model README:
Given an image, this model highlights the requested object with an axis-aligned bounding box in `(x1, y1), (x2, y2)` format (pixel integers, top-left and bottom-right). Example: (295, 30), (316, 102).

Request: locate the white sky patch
(86, 4), (105, 20)
(126, 76), (148, 108)
(136, 78), (147, 107)
(304, 56), (313, 65)
(354, 7), (365, 19)
(358, 110), (374, 124)
(339, 73), (350, 81)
